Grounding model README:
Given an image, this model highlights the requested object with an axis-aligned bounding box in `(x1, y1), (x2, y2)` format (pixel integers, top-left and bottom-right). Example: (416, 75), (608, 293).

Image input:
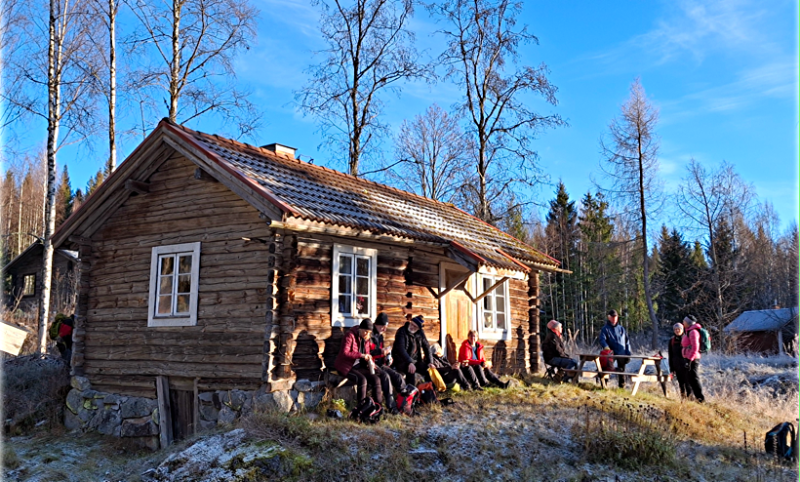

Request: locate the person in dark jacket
(370, 313), (406, 398)
(598, 309), (632, 388)
(542, 320), (577, 381)
(458, 330), (510, 389)
(392, 315), (432, 385)
(429, 343), (480, 390)
(334, 318), (385, 406)
(667, 322), (692, 399)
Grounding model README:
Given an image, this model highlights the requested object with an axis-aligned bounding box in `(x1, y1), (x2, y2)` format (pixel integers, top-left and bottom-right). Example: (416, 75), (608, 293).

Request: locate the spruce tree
(55, 166), (73, 228)
(544, 182), (580, 334)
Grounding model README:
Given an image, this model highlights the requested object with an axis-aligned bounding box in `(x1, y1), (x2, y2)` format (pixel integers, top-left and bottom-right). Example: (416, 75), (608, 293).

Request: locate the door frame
(439, 262), (476, 360)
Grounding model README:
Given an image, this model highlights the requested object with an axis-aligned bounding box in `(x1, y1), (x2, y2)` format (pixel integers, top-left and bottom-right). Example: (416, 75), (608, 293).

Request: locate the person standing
(668, 322), (692, 399)
(598, 309), (632, 388)
(681, 315), (706, 403)
(392, 315), (432, 385)
(542, 320), (578, 381)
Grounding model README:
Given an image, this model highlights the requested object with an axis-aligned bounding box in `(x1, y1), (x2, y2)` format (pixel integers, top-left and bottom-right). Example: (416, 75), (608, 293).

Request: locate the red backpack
(599, 349), (615, 372)
(395, 385), (419, 416)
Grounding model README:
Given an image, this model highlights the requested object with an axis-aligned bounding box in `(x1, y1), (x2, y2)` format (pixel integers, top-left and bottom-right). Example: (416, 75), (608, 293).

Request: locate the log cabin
(3, 241), (79, 315)
(53, 118), (561, 446)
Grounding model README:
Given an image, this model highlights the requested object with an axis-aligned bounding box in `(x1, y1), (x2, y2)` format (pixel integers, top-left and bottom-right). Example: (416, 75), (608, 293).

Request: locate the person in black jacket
(370, 313), (406, 399)
(668, 322), (692, 399)
(429, 343), (481, 390)
(392, 315), (432, 385)
(542, 320), (577, 381)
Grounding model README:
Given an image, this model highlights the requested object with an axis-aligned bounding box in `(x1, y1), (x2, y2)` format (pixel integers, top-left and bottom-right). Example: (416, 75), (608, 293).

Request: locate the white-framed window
(147, 242), (201, 327)
(331, 244), (377, 327)
(478, 275), (510, 340)
(22, 274), (35, 296)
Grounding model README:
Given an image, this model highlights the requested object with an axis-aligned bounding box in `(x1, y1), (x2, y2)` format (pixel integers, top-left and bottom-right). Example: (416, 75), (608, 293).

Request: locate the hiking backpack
(599, 349), (616, 372)
(395, 385), (419, 416)
(765, 422), (797, 460)
(417, 382), (438, 405)
(350, 397), (383, 424)
(698, 327), (711, 354)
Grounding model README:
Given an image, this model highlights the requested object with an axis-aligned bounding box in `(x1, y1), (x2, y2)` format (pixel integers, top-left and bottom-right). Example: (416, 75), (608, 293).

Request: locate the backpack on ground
(765, 422), (796, 460)
(698, 327), (711, 354)
(427, 366), (447, 392)
(417, 382), (438, 405)
(350, 397), (383, 424)
(395, 385), (419, 416)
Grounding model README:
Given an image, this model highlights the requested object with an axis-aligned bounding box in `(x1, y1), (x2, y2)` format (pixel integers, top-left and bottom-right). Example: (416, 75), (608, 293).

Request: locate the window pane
(483, 277), (492, 310)
(339, 275), (351, 294)
(159, 275), (173, 295)
(176, 295), (190, 313)
(356, 295), (369, 315)
(178, 255), (192, 274)
(496, 313), (506, 331)
(484, 312), (493, 329)
(158, 295), (172, 314)
(495, 289), (506, 313)
(177, 274), (191, 293)
(339, 295), (352, 314)
(356, 257), (369, 276)
(356, 277), (369, 296)
(160, 256), (174, 275)
(339, 255), (352, 274)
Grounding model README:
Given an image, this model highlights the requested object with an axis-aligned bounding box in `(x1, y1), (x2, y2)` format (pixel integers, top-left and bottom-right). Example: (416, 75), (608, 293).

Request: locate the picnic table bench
(560, 354), (669, 396)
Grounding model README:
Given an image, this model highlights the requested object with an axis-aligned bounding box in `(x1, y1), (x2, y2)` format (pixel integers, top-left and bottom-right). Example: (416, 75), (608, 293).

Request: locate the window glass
(339, 255), (352, 274)
(332, 245), (376, 326)
(149, 242), (200, 327)
(23, 275), (35, 296)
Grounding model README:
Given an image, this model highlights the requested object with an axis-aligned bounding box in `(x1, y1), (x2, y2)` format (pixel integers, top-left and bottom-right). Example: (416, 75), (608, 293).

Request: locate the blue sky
(10, 0), (799, 236)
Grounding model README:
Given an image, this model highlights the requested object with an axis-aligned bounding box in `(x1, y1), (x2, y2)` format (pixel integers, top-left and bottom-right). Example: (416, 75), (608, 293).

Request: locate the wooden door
(444, 269), (473, 364)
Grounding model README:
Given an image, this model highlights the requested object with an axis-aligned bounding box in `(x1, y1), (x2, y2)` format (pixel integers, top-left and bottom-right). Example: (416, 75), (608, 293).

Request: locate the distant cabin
(724, 307), (799, 356)
(53, 119), (561, 446)
(3, 241), (79, 315)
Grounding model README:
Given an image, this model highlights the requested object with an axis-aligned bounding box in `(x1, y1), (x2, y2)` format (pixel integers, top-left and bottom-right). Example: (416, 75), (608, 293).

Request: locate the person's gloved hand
(603, 346), (610, 352)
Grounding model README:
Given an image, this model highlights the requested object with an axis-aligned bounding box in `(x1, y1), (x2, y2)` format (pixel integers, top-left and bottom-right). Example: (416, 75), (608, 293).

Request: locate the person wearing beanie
(391, 314), (433, 385)
(458, 330), (510, 389)
(369, 312), (405, 402)
(598, 309), (632, 388)
(542, 320), (577, 382)
(668, 322), (692, 399)
(334, 318), (385, 406)
(681, 315), (705, 402)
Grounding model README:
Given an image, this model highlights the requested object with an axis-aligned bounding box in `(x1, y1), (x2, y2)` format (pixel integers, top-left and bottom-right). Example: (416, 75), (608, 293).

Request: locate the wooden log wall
(528, 271), (541, 373)
(289, 236), (443, 381)
(80, 155), (273, 398)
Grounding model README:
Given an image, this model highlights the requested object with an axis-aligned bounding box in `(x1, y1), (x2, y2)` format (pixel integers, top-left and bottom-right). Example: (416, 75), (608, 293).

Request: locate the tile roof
(169, 122), (558, 271)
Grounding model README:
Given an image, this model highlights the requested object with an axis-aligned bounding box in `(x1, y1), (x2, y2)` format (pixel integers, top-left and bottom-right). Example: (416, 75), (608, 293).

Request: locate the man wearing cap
(392, 315), (432, 385)
(370, 313), (406, 398)
(598, 309), (631, 388)
(334, 318), (385, 406)
(681, 315), (705, 402)
(542, 320), (577, 381)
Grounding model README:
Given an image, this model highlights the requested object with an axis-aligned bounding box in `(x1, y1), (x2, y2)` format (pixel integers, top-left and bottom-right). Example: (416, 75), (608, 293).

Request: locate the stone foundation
(64, 377), (328, 449)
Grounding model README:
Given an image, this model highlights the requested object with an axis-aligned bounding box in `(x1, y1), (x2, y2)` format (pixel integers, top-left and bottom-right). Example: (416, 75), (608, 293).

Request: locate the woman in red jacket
(334, 319), (386, 406)
(458, 330), (510, 389)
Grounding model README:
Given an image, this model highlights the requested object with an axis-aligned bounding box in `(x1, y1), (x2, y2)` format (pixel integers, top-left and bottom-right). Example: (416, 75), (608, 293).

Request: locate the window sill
(479, 330), (510, 341)
(149, 317), (196, 328)
(332, 317), (370, 328)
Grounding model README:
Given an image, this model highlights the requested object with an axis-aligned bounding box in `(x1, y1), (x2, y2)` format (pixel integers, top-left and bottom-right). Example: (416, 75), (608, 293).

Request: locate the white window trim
(147, 242), (201, 327)
(477, 274), (512, 341)
(331, 244), (378, 328)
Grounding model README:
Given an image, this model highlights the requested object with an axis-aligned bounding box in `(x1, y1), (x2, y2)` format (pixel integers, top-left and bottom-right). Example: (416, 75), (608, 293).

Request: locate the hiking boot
(473, 385), (484, 391)
(499, 380), (510, 389)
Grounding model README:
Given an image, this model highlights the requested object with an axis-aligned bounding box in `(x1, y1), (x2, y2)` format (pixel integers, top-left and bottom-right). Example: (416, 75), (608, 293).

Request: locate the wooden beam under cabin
(124, 179), (150, 194)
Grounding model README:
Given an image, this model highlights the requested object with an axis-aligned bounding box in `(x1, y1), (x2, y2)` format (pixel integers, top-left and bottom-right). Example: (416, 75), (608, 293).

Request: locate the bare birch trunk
(38, 0), (62, 354)
(169, 0), (181, 123)
(107, 0), (116, 171)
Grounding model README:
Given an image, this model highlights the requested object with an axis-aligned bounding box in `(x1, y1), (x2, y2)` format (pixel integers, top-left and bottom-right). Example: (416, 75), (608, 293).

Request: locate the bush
(575, 400), (678, 470)
(3, 354), (70, 434)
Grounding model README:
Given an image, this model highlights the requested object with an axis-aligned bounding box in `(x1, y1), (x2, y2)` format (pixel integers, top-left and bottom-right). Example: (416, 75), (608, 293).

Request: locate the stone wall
(64, 376), (329, 449)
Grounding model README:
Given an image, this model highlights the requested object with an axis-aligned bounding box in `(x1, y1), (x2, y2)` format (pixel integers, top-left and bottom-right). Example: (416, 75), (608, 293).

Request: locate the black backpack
(765, 422), (797, 460)
(350, 397), (383, 424)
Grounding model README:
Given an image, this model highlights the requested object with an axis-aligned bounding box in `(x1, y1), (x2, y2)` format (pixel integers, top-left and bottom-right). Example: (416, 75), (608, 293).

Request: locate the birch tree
(433, 0), (564, 223)
(599, 78), (661, 349)
(88, 0), (120, 172)
(298, 0), (426, 176)
(126, 0), (259, 136)
(2, 0), (99, 353)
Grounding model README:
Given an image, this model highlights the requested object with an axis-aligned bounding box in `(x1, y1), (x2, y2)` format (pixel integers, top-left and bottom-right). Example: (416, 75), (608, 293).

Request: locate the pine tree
(55, 165), (73, 228)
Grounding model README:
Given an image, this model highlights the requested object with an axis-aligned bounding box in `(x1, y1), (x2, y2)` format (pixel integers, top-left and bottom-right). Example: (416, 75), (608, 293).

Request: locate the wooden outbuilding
(724, 307), (799, 356)
(54, 119), (560, 444)
(3, 241), (79, 315)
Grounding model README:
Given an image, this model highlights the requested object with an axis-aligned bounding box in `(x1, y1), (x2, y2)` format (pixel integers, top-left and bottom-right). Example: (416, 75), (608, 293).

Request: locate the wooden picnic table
(567, 353), (668, 396)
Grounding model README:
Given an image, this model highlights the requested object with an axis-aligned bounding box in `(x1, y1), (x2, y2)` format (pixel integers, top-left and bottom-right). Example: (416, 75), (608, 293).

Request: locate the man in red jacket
(334, 319), (386, 406)
(458, 330), (509, 389)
